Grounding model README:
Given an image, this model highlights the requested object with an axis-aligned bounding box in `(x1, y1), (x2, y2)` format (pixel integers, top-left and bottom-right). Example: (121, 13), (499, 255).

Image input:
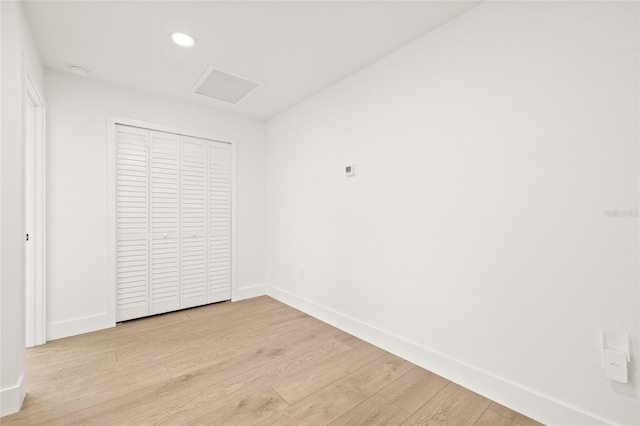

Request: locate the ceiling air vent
(192, 66), (261, 104)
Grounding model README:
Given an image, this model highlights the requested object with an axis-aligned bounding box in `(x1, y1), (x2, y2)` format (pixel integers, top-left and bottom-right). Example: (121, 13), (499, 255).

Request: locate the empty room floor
(1, 296), (542, 425)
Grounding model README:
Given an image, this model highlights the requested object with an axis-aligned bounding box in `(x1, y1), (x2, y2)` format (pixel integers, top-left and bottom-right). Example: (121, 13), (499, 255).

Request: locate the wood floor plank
(163, 338), (292, 378)
(2, 365), (170, 425)
(329, 393), (410, 426)
(66, 346), (298, 425)
(24, 355), (165, 403)
(278, 319), (344, 351)
(72, 309), (191, 347)
(378, 366), (450, 414)
(186, 387), (289, 426)
(488, 402), (543, 426)
(1, 297), (542, 426)
(271, 340), (386, 405)
(258, 352), (414, 426)
(474, 409), (521, 426)
(116, 304), (300, 362)
(114, 338), (353, 426)
(27, 350), (118, 389)
(25, 353), (49, 371)
(44, 343), (117, 366)
(184, 296), (280, 321)
(162, 315), (317, 378)
(402, 382), (491, 426)
(332, 331), (364, 348)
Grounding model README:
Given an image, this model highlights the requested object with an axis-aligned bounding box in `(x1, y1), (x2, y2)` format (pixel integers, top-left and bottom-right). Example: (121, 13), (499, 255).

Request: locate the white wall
(45, 70), (267, 339)
(0, 0), (44, 416)
(266, 2), (639, 425)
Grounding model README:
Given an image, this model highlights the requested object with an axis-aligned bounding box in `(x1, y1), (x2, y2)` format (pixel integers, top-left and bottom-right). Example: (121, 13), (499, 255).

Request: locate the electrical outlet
(345, 163), (356, 177)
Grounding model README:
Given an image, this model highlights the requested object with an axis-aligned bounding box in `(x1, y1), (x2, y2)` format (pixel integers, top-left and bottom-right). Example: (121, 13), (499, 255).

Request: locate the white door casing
(24, 72), (46, 348)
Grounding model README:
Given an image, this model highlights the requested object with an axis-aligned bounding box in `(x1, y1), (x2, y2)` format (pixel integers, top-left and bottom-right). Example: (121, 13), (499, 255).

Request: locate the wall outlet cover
(603, 348), (628, 383)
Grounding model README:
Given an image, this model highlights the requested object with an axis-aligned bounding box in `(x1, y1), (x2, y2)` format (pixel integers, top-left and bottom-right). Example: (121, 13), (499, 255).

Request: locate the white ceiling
(23, 1), (480, 120)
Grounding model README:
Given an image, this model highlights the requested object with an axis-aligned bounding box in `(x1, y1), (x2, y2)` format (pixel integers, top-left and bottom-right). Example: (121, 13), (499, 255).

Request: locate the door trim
(106, 116), (237, 326)
(24, 72), (46, 347)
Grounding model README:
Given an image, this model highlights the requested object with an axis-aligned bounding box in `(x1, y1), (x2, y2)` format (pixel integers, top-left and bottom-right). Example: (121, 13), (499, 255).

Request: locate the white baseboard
(234, 284), (266, 301)
(47, 312), (114, 341)
(265, 284), (607, 426)
(0, 374), (25, 417)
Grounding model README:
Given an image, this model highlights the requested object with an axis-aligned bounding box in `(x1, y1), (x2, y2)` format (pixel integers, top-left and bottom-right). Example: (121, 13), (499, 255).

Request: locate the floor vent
(192, 66), (261, 104)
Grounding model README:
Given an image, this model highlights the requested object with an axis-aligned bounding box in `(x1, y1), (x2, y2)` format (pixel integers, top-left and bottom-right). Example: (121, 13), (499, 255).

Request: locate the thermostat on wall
(345, 164), (356, 177)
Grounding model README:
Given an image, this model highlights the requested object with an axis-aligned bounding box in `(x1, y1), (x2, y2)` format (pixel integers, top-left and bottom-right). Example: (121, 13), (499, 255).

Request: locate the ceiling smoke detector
(192, 66), (262, 104)
(68, 65), (89, 77)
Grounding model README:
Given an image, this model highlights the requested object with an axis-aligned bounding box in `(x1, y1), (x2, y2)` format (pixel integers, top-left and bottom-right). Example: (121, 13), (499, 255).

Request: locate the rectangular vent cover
(192, 66), (261, 104)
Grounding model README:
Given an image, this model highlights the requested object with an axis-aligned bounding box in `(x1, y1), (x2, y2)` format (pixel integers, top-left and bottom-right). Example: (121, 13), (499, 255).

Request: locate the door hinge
(26, 234), (29, 242)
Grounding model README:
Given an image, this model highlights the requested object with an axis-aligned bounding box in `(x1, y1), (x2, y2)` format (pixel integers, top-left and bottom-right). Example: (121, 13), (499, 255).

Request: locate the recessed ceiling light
(68, 65), (89, 77)
(171, 32), (195, 47)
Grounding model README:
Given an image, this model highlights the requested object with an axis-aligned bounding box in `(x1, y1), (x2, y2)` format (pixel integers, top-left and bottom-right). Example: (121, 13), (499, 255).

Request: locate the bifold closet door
(208, 142), (232, 302)
(149, 131), (180, 315)
(114, 123), (232, 322)
(115, 125), (150, 322)
(180, 136), (232, 307)
(180, 136), (207, 309)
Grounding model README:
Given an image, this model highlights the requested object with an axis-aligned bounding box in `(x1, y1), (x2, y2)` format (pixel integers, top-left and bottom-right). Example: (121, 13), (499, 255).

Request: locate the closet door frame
(106, 116), (237, 326)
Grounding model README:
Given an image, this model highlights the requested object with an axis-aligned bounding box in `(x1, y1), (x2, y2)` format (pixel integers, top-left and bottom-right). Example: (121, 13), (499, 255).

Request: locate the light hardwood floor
(2, 296), (543, 425)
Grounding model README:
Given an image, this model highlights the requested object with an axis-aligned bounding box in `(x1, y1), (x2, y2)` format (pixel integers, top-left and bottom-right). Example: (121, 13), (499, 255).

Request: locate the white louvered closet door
(208, 141), (232, 302)
(114, 124), (232, 321)
(149, 131), (180, 315)
(180, 136), (208, 309)
(115, 125), (150, 322)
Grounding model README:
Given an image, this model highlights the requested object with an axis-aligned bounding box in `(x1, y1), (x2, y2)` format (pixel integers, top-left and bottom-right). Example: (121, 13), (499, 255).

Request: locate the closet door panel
(115, 125), (149, 322)
(181, 137), (207, 308)
(149, 131), (181, 314)
(208, 142), (231, 302)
